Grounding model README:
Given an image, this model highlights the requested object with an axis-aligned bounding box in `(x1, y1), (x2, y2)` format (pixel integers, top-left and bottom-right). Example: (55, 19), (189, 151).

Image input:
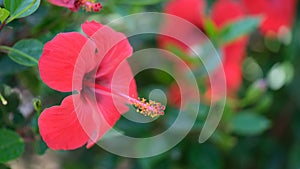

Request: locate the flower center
(84, 81), (165, 118)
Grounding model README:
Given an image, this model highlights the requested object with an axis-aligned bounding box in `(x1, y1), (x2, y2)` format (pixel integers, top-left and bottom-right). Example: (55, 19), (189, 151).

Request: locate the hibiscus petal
(38, 95), (89, 150)
(81, 21), (103, 37)
(85, 61), (137, 148)
(39, 32), (97, 92)
(86, 93), (125, 148)
(81, 21), (133, 75)
(47, 0), (75, 8)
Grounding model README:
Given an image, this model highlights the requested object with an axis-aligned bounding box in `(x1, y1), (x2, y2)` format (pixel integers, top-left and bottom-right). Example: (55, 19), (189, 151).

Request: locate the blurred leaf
(2, 39), (42, 66)
(0, 7), (9, 23)
(220, 17), (261, 44)
(166, 44), (201, 65)
(17, 69), (42, 94)
(254, 93), (273, 113)
(31, 113), (39, 133)
(264, 36), (281, 52)
(204, 18), (218, 39)
(0, 129), (24, 163)
(12, 111), (25, 127)
(34, 136), (48, 155)
(229, 111), (271, 136)
(0, 56), (27, 76)
(288, 143), (300, 169)
(0, 163), (10, 169)
(267, 62), (294, 90)
(4, 0), (40, 22)
(211, 130), (236, 151)
(242, 57), (263, 82)
(241, 79), (267, 107)
(188, 143), (223, 169)
(139, 154), (169, 169)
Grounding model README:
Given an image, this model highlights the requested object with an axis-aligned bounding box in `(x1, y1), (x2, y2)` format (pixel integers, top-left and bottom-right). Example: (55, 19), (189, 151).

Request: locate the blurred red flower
(167, 83), (181, 108)
(161, 0), (248, 105)
(241, 0), (297, 36)
(47, 0), (102, 12)
(158, 0), (206, 51)
(209, 0), (248, 97)
(38, 21), (137, 150)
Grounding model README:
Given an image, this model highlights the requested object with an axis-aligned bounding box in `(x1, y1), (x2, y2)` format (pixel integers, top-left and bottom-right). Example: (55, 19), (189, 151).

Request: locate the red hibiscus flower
(210, 0), (248, 96)
(241, 0), (297, 36)
(158, 0), (206, 51)
(47, 0), (102, 12)
(38, 21), (165, 150)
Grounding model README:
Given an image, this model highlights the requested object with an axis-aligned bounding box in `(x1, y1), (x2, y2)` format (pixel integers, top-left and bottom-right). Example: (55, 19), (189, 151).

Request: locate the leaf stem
(0, 45), (38, 64)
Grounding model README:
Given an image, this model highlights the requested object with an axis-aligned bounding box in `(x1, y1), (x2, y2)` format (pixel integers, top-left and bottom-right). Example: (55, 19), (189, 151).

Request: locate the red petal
(47, 0), (75, 8)
(223, 38), (248, 65)
(38, 95), (89, 150)
(39, 32), (97, 92)
(86, 94), (122, 148)
(167, 83), (181, 108)
(211, 0), (245, 28)
(158, 0), (206, 51)
(83, 21), (133, 73)
(81, 21), (103, 37)
(164, 0), (206, 28)
(224, 63), (242, 93)
(242, 0), (296, 35)
(85, 61), (137, 148)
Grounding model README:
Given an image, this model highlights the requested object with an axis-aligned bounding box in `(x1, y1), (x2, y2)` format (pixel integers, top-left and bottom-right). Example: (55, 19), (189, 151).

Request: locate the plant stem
(0, 21), (6, 32)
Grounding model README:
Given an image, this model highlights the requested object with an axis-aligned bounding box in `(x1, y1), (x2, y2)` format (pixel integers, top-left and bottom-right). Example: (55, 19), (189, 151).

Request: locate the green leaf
(220, 17), (261, 44)
(267, 62), (294, 90)
(4, 0), (40, 23)
(241, 79), (267, 107)
(0, 7), (10, 23)
(34, 137), (48, 155)
(188, 143), (223, 169)
(229, 111), (271, 136)
(0, 163), (10, 169)
(0, 129), (25, 163)
(288, 144), (300, 169)
(204, 18), (218, 39)
(1, 39), (43, 66)
(165, 44), (201, 65)
(0, 56), (28, 76)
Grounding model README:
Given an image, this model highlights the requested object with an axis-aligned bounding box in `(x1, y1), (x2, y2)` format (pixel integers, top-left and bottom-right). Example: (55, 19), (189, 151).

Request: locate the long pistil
(84, 81), (165, 118)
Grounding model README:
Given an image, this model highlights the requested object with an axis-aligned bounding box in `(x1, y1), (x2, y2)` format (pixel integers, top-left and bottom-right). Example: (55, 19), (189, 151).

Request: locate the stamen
(0, 93), (7, 105)
(84, 81), (165, 118)
(128, 97), (165, 118)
